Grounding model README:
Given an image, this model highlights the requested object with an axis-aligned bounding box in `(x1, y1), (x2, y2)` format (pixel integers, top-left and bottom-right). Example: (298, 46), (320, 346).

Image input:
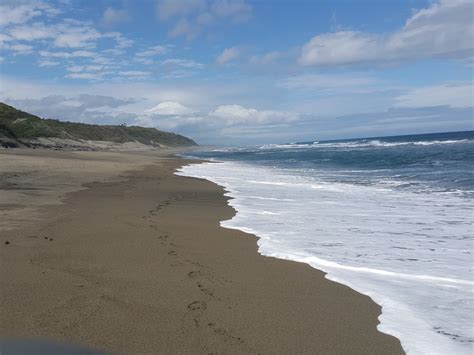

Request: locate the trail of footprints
(144, 198), (249, 350)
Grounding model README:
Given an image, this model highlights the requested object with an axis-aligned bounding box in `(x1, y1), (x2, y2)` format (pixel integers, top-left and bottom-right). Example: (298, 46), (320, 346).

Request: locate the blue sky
(0, 0), (472, 145)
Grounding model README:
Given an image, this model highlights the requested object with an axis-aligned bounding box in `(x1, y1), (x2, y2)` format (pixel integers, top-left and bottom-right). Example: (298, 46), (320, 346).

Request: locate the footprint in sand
(197, 282), (215, 297)
(187, 270), (201, 278)
(187, 300), (206, 311)
(207, 323), (245, 345)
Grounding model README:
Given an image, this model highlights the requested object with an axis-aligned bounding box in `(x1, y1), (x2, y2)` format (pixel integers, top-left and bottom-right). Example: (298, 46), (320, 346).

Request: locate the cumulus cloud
(103, 7), (131, 26)
(4, 73), (471, 145)
(216, 47), (240, 65)
(211, 104), (299, 126)
(299, 0), (474, 66)
(145, 101), (194, 115)
(136, 100), (201, 130)
(133, 102), (301, 143)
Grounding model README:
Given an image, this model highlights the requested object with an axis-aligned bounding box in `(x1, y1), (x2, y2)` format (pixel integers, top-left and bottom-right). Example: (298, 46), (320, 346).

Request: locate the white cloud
(216, 47), (240, 65)
(135, 45), (169, 64)
(135, 102), (300, 141)
(8, 23), (56, 41)
(8, 21), (105, 49)
(118, 71), (152, 78)
(136, 45), (169, 57)
(156, 0), (206, 21)
(2, 93), (139, 125)
(145, 101), (194, 115)
(1, 73), (471, 145)
(169, 18), (196, 38)
(137, 100), (201, 129)
(103, 7), (131, 26)
(39, 50), (97, 58)
(210, 0), (251, 22)
(67, 65), (104, 72)
(160, 58), (204, 78)
(107, 32), (133, 49)
(249, 51), (284, 66)
(0, 2), (58, 27)
(38, 59), (60, 67)
(156, 0), (252, 39)
(53, 26), (102, 48)
(65, 72), (104, 80)
(299, 0), (474, 66)
(136, 114), (205, 131)
(10, 43), (33, 54)
(0, 33), (12, 47)
(280, 74), (378, 90)
(300, 31), (381, 66)
(211, 104), (298, 126)
(2, 4), (134, 72)
(395, 83), (473, 108)
(90, 55), (116, 65)
(162, 58), (203, 68)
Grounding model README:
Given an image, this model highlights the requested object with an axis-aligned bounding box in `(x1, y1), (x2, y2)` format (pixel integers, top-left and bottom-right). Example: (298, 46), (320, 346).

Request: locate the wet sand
(0, 149), (404, 354)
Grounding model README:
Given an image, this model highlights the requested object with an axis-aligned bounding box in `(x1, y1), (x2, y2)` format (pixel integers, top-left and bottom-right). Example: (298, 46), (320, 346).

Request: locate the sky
(0, 0), (473, 145)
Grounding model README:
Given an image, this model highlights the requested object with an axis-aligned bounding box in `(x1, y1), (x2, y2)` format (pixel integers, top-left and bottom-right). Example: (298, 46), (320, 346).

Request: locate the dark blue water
(190, 131), (474, 197)
(180, 131), (474, 354)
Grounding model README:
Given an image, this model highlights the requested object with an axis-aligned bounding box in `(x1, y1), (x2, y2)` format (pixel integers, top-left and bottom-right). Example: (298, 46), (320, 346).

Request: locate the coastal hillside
(0, 102), (197, 149)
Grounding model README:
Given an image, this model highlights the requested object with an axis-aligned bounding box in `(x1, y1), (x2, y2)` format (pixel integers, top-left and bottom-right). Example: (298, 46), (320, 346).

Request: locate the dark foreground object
(1, 339), (107, 355)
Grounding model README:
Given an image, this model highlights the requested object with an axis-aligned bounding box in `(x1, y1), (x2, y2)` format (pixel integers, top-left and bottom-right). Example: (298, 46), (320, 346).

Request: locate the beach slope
(0, 149), (403, 354)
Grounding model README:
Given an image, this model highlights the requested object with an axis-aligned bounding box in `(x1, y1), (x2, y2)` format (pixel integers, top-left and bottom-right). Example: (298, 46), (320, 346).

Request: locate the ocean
(176, 131), (474, 354)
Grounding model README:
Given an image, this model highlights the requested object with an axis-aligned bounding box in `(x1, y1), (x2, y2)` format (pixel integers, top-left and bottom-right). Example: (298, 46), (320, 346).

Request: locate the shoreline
(0, 149), (403, 354)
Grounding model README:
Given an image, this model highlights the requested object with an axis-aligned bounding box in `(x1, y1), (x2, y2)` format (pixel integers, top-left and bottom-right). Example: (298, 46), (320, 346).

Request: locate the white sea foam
(176, 161), (474, 355)
(257, 139), (473, 150)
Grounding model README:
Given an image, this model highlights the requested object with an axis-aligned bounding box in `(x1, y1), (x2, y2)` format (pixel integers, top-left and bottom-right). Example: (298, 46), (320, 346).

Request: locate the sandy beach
(0, 149), (403, 354)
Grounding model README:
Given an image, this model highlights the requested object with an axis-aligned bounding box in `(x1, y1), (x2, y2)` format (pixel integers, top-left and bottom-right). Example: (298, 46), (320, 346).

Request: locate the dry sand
(0, 149), (404, 354)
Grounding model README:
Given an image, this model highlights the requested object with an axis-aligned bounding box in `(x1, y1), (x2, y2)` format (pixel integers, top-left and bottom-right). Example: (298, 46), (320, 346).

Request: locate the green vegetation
(0, 102), (197, 147)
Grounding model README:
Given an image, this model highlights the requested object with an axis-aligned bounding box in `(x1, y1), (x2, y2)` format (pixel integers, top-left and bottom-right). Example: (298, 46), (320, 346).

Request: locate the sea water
(176, 131), (474, 354)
